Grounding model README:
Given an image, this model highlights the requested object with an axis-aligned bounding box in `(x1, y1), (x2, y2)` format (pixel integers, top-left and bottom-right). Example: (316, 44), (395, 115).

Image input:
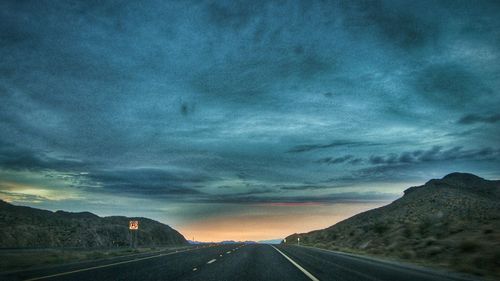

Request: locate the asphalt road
(1, 244), (478, 281)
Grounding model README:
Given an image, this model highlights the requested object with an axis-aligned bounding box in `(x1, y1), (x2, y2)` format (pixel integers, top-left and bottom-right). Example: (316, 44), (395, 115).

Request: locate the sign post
(129, 220), (139, 248)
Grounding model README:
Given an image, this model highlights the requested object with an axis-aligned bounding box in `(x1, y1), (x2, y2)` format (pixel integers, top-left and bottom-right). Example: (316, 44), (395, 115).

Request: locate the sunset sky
(1, 0), (500, 242)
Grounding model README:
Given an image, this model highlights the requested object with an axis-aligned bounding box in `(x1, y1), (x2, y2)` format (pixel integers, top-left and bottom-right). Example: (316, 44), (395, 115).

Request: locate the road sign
(129, 220), (139, 230)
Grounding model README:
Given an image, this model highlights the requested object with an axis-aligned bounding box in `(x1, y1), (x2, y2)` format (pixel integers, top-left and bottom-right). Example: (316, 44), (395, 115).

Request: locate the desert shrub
(424, 246), (442, 257)
(418, 216), (433, 235)
(473, 256), (489, 269)
(494, 250), (500, 265)
(459, 240), (480, 253)
(424, 237), (437, 246)
(314, 242), (326, 249)
(448, 221), (466, 234)
(87, 251), (105, 259)
(403, 225), (413, 238)
(373, 222), (389, 234)
(328, 233), (338, 240)
(327, 244), (339, 251)
(483, 228), (493, 234)
(400, 250), (415, 259)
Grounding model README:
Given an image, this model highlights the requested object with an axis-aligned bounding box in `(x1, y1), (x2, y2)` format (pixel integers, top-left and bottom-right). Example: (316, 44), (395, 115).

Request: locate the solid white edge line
(23, 247), (196, 281)
(272, 246), (320, 281)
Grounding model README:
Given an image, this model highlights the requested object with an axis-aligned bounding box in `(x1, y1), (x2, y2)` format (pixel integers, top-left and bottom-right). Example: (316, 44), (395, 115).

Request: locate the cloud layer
(1, 0), (500, 240)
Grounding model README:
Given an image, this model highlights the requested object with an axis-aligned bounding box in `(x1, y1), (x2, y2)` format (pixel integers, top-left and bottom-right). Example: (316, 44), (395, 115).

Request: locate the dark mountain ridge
(284, 173), (500, 278)
(0, 200), (188, 248)
(404, 172), (499, 197)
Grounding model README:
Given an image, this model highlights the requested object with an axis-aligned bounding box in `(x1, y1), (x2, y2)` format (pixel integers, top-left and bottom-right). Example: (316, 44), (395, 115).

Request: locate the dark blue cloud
(414, 63), (492, 109)
(458, 113), (500, 125)
(339, 0), (441, 50)
(368, 146), (500, 165)
(0, 0), (499, 223)
(85, 168), (210, 197)
(196, 191), (396, 204)
(315, 155), (362, 165)
(287, 141), (379, 153)
(0, 140), (88, 172)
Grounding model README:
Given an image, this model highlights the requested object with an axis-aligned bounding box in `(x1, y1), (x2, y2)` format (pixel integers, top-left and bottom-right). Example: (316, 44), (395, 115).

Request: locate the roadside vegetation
(0, 246), (191, 273)
(284, 173), (500, 280)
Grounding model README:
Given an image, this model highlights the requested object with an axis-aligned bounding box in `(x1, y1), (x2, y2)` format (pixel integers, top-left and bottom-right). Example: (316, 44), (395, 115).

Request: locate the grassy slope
(0, 200), (188, 248)
(0, 245), (193, 273)
(285, 173), (500, 279)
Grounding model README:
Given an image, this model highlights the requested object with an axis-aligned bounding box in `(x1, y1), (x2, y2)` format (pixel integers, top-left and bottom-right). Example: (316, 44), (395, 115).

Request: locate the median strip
(271, 246), (320, 281)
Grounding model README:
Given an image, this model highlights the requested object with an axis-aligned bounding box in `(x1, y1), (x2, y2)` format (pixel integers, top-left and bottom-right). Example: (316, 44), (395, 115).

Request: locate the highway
(1, 244), (477, 281)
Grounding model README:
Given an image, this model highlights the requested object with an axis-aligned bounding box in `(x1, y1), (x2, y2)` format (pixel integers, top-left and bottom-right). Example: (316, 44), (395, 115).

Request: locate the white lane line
(272, 246), (320, 281)
(23, 248), (197, 281)
(207, 259), (217, 264)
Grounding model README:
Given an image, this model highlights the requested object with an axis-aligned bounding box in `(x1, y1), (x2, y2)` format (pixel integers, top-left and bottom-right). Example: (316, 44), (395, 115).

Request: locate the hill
(283, 173), (500, 278)
(0, 200), (188, 248)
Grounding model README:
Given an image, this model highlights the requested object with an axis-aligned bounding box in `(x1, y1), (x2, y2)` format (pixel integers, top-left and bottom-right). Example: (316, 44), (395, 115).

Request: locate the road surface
(1, 244), (477, 281)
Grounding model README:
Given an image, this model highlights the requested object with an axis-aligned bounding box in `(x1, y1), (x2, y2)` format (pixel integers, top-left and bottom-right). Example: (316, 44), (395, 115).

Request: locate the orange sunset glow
(179, 202), (387, 242)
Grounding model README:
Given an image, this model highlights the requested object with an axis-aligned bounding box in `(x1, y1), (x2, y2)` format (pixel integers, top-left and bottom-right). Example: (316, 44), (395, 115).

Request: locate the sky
(1, 0), (500, 242)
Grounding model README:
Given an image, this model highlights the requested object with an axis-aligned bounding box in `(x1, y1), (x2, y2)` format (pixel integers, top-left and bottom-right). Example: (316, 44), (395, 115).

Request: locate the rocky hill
(284, 173), (500, 278)
(0, 200), (188, 248)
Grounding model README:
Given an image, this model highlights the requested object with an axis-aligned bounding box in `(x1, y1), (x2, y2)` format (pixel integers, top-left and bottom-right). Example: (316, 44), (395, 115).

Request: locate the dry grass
(287, 174), (500, 280)
(0, 246), (178, 273)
